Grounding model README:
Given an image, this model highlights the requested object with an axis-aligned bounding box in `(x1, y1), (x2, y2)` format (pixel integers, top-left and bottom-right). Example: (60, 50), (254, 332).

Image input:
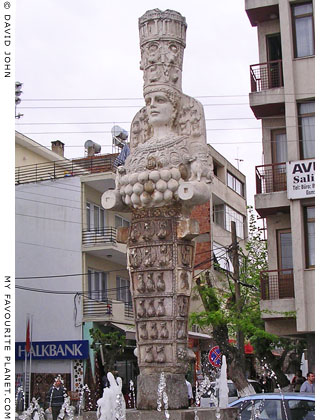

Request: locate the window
(88, 270), (107, 302)
(299, 101), (315, 159)
(115, 215), (130, 228)
(240, 399), (284, 420)
(288, 399), (315, 419)
(292, 2), (314, 58)
(86, 202), (91, 231)
(116, 276), (132, 305)
(277, 229), (293, 270)
(271, 129), (287, 164)
(305, 206), (315, 268)
(213, 242), (233, 272)
(213, 204), (245, 239)
(227, 172), (244, 197)
(86, 202), (105, 233)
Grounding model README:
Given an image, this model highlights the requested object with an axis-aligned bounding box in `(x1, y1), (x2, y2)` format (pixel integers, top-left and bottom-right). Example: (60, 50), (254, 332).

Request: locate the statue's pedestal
(137, 373), (188, 409)
(126, 407), (239, 420)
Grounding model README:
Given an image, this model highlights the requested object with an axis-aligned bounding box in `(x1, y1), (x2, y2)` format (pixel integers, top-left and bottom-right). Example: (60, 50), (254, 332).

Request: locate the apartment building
(245, 0), (315, 370)
(15, 133), (134, 404)
(15, 131), (247, 398)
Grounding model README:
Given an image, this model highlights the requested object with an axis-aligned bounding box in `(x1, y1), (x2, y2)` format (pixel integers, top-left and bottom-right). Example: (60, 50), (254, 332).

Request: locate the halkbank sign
(15, 340), (89, 360)
(286, 159), (315, 200)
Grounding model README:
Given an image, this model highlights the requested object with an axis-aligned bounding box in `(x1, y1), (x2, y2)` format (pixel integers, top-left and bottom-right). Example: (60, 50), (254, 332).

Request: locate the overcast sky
(14, 0), (262, 205)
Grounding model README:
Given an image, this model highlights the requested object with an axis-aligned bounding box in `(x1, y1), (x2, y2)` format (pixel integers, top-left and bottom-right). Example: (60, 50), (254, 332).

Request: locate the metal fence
(15, 155), (117, 185)
(250, 60), (283, 92)
(124, 302), (134, 318)
(260, 269), (294, 300)
(82, 227), (117, 245)
(256, 162), (287, 194)
(83, 297), (113, 317)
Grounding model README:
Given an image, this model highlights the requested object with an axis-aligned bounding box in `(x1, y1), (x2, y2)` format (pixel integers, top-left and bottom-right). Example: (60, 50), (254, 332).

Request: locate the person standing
(291, 369), (306, 392)
(300, 372), (315, 393)
(46, 376), (66, 420)
(185, 376), (193, 406)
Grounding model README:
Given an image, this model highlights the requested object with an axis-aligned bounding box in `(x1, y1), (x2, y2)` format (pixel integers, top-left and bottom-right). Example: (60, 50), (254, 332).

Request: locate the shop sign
(286, 159), (315, 199)
(15, 340), (89, 360)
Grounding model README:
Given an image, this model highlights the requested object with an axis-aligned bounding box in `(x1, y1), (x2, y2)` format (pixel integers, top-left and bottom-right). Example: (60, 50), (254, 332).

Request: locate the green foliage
(191, 207), (302, 386)
(89, 328), (126, 372)
(191, 207), (298, 352)
(192, 207), (270, 340)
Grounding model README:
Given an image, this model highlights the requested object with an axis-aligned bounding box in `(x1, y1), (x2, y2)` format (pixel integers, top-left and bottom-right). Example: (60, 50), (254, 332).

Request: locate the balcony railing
(256, 162), (287, 194)
(250, 60), (283, 93)
(260, 269), (294, 300)
(83, 297), (113, 317)
(82, 227), (117, 245)
(124, 302), (134, 318)
(15, 155), (117, 185)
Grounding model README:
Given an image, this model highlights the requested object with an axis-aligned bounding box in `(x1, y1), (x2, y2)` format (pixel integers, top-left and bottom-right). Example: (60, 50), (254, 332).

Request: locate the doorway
(266, 33), (283, 88)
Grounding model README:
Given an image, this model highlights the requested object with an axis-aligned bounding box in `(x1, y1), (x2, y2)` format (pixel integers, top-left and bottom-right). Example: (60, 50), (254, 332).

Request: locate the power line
(16, 240), (82, 253)
(18, 103), (251, 110)
(16, 195), (82, 209)
(16, 268), (129, 280)
(19, 92), (315, 101)
(16, 246), (231, 281)
(16, 117), (261, 125)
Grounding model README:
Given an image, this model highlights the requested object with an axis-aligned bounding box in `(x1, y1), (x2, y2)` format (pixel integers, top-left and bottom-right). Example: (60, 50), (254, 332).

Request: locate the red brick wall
(191, 202), (211, 234)
(191, 202), (212, 270)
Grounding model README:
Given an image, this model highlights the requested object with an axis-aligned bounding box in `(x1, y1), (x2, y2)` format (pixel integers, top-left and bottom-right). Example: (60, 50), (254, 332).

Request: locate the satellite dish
(84, 140), (101, 156)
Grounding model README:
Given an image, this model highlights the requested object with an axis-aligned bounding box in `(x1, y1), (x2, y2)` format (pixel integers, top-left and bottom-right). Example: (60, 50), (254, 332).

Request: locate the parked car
(229, 392), (315, 420)
(200, 379), (263, 407)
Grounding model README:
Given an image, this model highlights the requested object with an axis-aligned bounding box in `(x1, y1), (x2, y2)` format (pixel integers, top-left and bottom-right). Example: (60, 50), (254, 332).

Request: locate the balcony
(83, 297), (113, 318)
(255, 163), (290, 217)
(256, 162), (287, 194)
(82, 227), (117, 246)
(83, 297), (134, 321)
(250, 60), (283, 93)
(260, 269), (294, 300)
(245, 1), (279, 27)
(15, 155), (117, 185)
(249, 60), (285, 119)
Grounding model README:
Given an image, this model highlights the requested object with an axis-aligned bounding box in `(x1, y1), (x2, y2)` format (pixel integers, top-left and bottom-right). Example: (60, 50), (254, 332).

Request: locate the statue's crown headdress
(139, 9), (187, 94)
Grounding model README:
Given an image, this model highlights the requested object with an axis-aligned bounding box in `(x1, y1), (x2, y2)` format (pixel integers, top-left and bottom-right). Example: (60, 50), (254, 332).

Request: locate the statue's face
(145, 92), (174, 127)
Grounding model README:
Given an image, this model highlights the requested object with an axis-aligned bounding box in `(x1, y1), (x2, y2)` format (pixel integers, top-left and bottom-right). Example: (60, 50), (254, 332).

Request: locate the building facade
(245, 0), (315, 370)
(15, 132), (247, 403)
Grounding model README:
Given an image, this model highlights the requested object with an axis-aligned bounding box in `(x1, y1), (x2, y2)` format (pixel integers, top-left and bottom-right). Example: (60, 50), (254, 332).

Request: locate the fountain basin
(126, 407), (239, 420)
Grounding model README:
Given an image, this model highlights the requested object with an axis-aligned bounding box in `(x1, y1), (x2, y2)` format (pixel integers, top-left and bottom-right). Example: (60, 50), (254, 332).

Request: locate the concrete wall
(15, 176), (83, 373)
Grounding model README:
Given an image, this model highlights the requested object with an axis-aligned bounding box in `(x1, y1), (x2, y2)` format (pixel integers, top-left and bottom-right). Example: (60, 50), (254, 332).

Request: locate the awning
(111, 323), (136, 340)
(188, 331), (212, 340)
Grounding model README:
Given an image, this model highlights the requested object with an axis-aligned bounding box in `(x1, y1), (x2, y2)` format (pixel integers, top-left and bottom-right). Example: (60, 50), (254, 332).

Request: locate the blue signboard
(15, 340), (89, 360)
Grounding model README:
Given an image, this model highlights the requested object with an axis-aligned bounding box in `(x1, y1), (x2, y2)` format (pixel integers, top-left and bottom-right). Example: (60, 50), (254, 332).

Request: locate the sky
(13, 0), (261, 206)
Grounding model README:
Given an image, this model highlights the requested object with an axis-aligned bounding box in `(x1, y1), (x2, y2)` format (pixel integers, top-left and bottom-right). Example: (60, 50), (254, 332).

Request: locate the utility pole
(231, 221), (245, 371)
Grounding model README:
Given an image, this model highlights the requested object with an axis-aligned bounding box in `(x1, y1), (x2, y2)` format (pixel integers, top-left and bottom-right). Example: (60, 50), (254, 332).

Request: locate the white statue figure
(101, 9), (213, 213)
(97, 372), (126, 420)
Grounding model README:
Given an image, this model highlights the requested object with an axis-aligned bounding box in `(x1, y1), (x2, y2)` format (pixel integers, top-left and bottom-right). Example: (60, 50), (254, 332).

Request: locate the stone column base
(126, 407), (239, 420)
(137, 373), (188, 410)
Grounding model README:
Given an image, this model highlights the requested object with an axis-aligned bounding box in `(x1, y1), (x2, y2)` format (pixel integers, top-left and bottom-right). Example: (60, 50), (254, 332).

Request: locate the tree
(190, 207), (297, 394)
(89, 328), (126, 373)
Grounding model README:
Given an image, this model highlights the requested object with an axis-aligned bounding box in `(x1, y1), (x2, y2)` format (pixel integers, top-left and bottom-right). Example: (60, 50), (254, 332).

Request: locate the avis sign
(286, 159), (315, 200)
